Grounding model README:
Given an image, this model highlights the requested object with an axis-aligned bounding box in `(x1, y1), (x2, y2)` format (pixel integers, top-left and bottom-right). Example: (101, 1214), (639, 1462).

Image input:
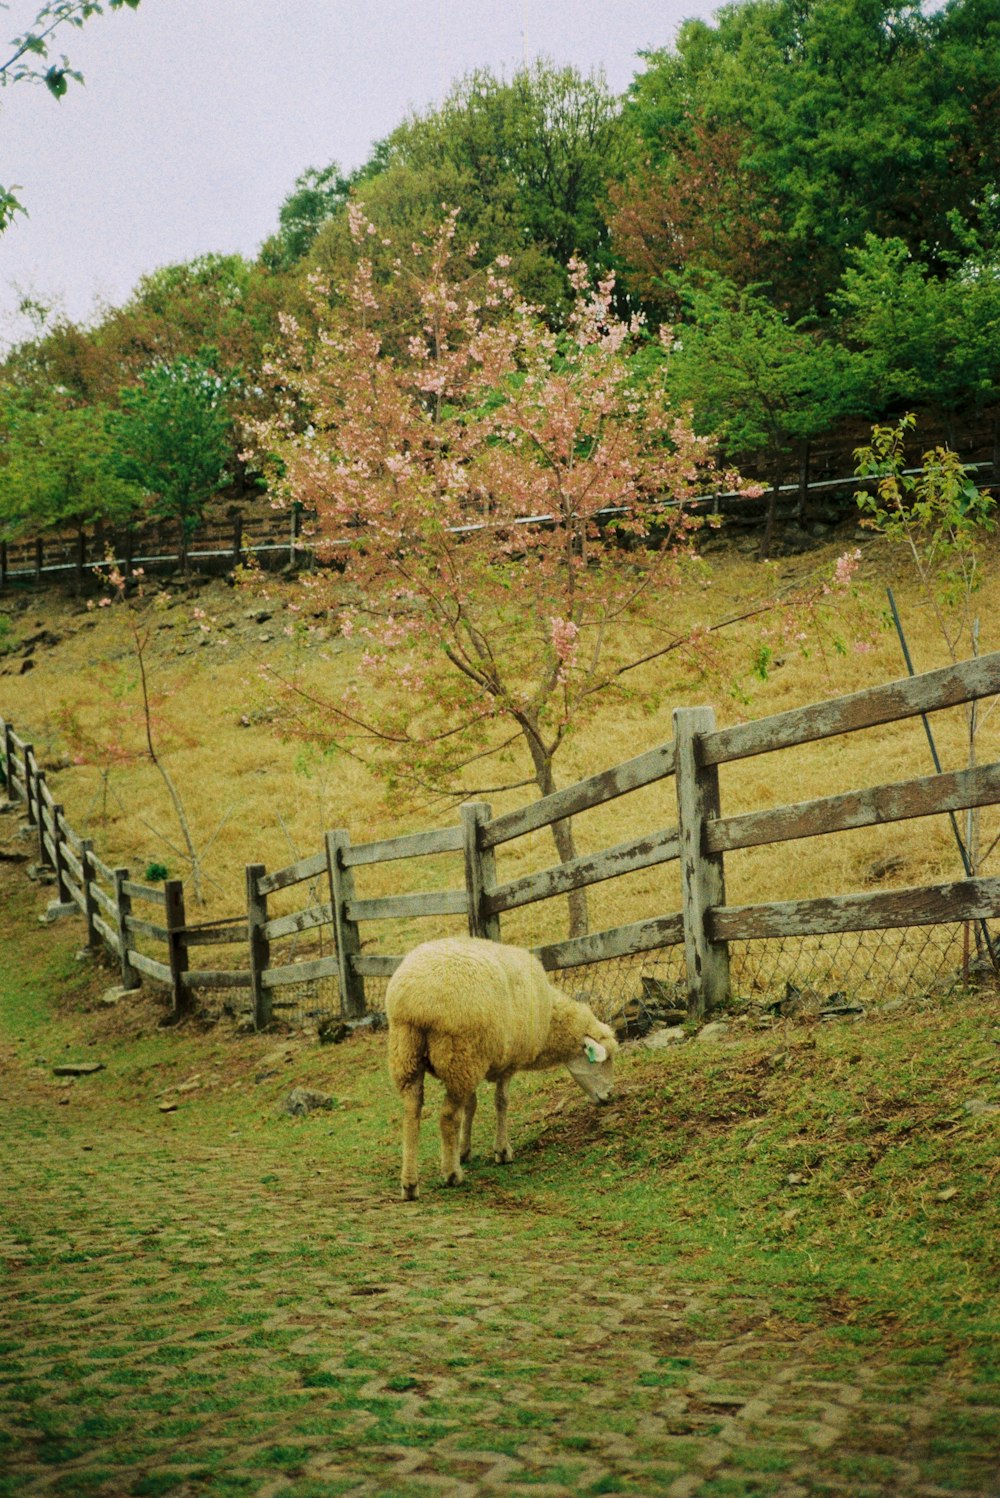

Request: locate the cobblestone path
(2, 1101), (997, 1498)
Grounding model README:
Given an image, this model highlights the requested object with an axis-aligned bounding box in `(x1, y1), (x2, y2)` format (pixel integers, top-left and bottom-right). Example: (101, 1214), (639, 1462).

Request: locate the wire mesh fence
(195, 918), (1000, 1033)
(729, 920), (1000, 1009)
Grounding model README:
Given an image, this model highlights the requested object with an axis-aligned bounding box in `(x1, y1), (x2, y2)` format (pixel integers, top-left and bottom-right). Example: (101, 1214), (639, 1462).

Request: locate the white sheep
(385, 935), (618, 1200)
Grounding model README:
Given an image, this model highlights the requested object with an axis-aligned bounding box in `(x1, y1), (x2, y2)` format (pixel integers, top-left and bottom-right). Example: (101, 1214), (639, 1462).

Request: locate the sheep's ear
(583, 1037), (608, 1064)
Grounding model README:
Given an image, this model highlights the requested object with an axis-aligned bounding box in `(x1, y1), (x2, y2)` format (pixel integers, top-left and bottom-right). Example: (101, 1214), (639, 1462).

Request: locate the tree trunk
(548, 810), (589, 939)
(523, 729), (589, 939)
(759, 466), (782, 560)
(797, 441), (810, 526)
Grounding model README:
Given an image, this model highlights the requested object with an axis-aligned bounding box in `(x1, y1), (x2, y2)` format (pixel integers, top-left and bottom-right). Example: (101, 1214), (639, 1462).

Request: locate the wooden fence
(3, 650), (1000, 1026)
(0, 508), (300, 590)
(6, 459), (998, 593)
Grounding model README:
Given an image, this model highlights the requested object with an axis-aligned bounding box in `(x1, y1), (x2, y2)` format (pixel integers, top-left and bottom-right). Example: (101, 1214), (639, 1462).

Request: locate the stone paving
(2, 1102), (998, 1498)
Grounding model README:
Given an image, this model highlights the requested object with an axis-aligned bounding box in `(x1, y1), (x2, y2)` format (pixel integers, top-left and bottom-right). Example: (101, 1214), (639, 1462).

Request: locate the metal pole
(886, 587), (998, 972)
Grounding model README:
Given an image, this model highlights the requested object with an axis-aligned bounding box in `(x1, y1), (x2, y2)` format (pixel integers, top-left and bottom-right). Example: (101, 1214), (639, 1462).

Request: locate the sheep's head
(565, 1027), (617, 1104)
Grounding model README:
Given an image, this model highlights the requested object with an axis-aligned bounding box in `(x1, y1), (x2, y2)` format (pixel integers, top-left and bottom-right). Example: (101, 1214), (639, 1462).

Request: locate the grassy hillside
(1, 529), (998, 995)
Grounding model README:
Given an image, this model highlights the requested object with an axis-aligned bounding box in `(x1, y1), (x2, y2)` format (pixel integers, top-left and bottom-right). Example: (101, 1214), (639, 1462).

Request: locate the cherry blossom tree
(248, 211), (761, 936)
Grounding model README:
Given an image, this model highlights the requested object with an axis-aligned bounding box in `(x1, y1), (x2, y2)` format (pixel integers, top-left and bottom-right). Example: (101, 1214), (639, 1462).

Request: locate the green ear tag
(584, 1041), (599, 1063)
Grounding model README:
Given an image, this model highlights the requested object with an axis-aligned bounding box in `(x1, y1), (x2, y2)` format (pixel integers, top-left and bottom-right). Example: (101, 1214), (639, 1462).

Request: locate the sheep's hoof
(494, 1147), (513, 1165)
(444, 1168), (464, 1187)
(401, 1182), (419, 1201)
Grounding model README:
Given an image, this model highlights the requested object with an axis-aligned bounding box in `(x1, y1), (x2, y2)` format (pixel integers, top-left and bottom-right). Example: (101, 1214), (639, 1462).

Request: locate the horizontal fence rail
(4, 454), (999, 590)
(3, 648), (999, 1026)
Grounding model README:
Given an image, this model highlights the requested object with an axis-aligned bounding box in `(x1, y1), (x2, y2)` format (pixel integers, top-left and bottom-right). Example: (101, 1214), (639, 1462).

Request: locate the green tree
(856, 416), (996, 665)
(834, 227), (1000, 437)
(667, 274), (871, 554)
(0, 0), (140, 229)
(311, 61), (628, 320)
(109, 354), (233, 569)
(0, 389), (141, 545)
(260, 162), (368, 272)
(608, 120), (786, 321)
(621, 0), (1000, 316)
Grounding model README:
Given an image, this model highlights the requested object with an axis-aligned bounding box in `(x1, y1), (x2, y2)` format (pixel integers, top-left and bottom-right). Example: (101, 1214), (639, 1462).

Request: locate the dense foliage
(2, 0), (999, 551)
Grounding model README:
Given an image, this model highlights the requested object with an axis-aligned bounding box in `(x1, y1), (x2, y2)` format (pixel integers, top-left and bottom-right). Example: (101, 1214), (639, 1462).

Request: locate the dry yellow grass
(2, 532), (998, 970)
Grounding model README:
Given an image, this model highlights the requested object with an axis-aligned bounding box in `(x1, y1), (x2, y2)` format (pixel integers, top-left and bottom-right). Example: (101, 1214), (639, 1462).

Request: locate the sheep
(385, 935), (618, 1200)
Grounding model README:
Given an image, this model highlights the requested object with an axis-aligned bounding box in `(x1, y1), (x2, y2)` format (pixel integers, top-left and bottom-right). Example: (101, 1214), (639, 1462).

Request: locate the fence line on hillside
(3, 651), (999, 1028)
(4, 462), (999, 593)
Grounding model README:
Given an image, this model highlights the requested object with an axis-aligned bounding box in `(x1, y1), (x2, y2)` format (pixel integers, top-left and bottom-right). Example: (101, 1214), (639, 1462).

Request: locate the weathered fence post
(0, 540), (7, 593)
(34, 771), (50, 868)
(34, 536), (43, 585)
(326, 830), (366, 1018)
(80, 839), (101, 949)
(246, 863), (271, 1030)
(674, 706), (731, 1020)
(113, 867), (140, 991)
(164, 879), (191, 1017)
(3, 721), (15, 799)
(231, 513), (243, 568)
(51, 806), (72, 905)
(22, 744), (36, 826)
(462, 802), (501, 941)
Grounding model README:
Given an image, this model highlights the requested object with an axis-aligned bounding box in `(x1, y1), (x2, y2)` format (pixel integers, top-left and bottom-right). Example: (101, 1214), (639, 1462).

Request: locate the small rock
(643, 1026), (687, 1049)
(52, 1062), (105, 1077)
(964, 1098), (1000, 1116)
(281, 1087), (334, 1117)
(40, 901), (77, 925)
(21, 628), (61, 650)
(159, 1100), (178, 1113)
(696, 1021), (730, 1043)
(99, 986), (132, 1006)
(318, 1020), (351, 1045)
(317, 1013), (386, 1044)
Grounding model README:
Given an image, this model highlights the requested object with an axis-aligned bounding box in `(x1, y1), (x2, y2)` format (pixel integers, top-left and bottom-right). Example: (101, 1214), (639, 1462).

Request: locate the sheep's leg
(440, 1092), (467, 1186)
(460, 1089), (477, 1163)
(494, 1074), (513, 1164)
(400, 1075), (424, 1202)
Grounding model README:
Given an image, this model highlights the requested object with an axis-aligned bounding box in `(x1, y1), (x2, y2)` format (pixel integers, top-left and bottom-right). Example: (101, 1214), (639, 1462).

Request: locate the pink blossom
(834, 548), (862, 586)
(550, 616), (580, 667)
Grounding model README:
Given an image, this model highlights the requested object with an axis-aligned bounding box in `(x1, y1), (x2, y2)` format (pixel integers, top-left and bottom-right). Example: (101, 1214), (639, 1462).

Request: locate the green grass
(1, 863), (998, 1497)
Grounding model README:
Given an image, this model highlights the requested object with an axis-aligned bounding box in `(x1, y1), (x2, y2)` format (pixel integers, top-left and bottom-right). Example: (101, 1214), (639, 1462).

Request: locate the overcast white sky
(0, 0), (718, 353)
